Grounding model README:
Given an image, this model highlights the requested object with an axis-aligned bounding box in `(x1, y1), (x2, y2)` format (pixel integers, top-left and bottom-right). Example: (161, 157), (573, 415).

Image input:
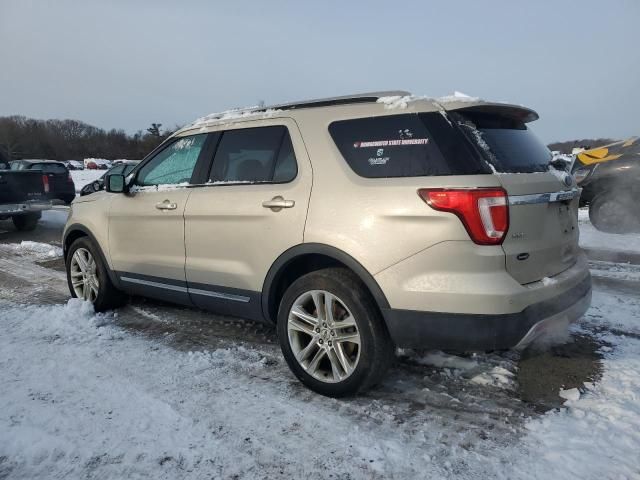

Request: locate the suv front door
(108, 134), (208, 303)
(183, 120), (312, 319)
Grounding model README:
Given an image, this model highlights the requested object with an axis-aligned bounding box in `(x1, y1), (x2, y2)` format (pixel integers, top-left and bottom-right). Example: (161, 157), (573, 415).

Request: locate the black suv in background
(10, 160), (76, 204)
(572, 137), (640, 233)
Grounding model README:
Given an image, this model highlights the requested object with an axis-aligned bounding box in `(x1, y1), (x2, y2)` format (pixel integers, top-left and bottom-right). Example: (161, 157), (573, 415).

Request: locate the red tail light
(42, 174), (50, 193)
(418, 188), (509, 245)
(67, 173), (74, 183)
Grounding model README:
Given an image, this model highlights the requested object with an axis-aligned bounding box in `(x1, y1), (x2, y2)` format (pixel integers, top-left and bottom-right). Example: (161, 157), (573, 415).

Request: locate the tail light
(42, 174), (50, 193)
(67, 172), (74, 183)
(418, 188), (509, 245)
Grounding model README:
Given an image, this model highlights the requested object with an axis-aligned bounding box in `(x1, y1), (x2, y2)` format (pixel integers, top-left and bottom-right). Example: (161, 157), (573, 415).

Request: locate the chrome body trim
(508, 188), (580, 206)
(120, 276), (250, 303)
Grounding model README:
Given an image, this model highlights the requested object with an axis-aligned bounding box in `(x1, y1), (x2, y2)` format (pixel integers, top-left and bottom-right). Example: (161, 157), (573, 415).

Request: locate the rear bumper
(381, 274), (592, 351)
(0, 201), (53, 215)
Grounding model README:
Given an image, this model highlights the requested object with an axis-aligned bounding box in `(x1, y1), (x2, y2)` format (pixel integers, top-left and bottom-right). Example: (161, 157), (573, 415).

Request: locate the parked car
(0, 153), (53, 230)
(80, 161), (139, 196)
(572, 137), (640, 233)
(10, 160), (76, 205)
(63, 160), (84, 171)
(63, 92), (591, 397)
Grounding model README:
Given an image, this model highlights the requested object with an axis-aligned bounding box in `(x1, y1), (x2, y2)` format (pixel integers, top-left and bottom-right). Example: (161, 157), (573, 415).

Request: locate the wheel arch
(261, 243), (390, 324)
(63, 224), (122, 289)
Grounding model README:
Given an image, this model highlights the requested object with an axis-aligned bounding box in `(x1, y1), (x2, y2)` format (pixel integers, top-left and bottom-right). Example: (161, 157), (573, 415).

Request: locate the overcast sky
(1, 0), (638, 143)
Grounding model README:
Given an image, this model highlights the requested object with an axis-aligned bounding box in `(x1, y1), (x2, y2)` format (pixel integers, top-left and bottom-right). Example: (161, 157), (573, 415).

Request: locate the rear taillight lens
(67, 173), (74, 183)
(418, 188), (509, 245)
(42, 175), (50, 193)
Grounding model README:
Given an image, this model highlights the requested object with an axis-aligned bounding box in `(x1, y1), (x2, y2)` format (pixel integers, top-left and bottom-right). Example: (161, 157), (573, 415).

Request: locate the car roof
(17, 159), (65, 164)
(174, 91), (539, 137)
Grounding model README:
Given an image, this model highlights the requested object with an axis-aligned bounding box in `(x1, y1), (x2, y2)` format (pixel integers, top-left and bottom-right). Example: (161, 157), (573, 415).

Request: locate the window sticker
(353, 138), (429, 148)
(368, 147), (389, 166)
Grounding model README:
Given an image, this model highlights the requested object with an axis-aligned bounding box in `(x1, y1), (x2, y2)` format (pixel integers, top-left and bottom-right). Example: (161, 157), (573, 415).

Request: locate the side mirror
(105, 174), (126, 193)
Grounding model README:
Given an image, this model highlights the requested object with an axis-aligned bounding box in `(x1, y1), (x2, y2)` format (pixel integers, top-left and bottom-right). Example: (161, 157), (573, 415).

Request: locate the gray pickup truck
(0, 152), (53, 231)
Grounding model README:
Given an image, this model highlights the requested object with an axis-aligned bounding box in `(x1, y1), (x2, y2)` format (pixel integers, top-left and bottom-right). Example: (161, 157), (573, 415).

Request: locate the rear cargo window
(329, 113), (488, 178)
(30, 163), (68, 174)
(454, 112), (552, 173)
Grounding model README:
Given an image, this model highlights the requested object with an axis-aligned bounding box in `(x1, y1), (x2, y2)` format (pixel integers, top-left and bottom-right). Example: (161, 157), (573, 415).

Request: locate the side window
(136, 134), (206, 186)
(210, 126), (297, 183)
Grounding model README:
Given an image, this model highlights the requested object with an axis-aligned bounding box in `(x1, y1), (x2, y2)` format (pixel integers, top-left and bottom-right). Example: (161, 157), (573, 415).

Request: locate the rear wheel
(277, 268), (394, 397)
(66, 237), (126, 311)
(589, 193), (638, 234)
(12, 212), (41, 231)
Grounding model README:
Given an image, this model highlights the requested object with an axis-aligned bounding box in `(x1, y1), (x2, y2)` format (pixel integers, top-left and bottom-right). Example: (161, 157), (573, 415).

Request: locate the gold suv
(63, 92), (591, 396)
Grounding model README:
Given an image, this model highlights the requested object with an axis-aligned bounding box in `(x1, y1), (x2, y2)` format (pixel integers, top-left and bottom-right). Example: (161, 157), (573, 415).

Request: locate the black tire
(277, 268), (394, 397)
(589, 193), (638, 234)
(66, 236), (127, 312)
(12, 212), (41, 231)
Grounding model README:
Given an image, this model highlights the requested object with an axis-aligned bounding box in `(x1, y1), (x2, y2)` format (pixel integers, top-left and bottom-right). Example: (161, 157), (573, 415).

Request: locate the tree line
(0, 115), (176, 161)
(0, 113), (618, 160)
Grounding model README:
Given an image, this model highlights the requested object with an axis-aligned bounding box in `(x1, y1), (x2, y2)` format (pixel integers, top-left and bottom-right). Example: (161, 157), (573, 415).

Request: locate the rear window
(329, 113), (487, 178)
(30, 163), (68, 174)
(454, 112), (552, 173)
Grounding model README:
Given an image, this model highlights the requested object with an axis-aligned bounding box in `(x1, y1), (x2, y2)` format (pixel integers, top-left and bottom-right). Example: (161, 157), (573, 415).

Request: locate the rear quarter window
(328, 113), (487, 178)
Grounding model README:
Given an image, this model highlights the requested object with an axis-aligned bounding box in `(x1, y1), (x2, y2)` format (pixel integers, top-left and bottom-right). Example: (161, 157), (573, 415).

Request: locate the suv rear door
(454, 109), (580, 284)
(183, 119), (311, 319)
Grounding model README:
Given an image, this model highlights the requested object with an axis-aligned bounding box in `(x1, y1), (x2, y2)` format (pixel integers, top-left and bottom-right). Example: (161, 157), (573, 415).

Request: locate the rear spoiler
(442, 102), (539, 123)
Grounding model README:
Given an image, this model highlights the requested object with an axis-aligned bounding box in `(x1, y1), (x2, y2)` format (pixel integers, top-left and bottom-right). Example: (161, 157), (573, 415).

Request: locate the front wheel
(277, 268), (394, 397)
(66, 237), (126, 311)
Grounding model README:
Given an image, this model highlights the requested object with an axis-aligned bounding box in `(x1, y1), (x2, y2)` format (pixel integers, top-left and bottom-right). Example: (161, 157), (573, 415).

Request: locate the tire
(277, 267), (394, 397)
(66, 237), (127, 312)
(589, 193), (638, 234)
(12, 212), (41, 231)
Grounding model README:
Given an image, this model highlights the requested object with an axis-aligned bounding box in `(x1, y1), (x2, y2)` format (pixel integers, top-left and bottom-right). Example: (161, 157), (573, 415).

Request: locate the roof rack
(269, 90), (411, 111)
(189, 91), (412, 127)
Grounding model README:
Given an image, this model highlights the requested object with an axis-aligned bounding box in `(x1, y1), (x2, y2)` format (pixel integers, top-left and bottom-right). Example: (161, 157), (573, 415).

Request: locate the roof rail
(188, 91), (412, 127)
(269, 90), (411, 111)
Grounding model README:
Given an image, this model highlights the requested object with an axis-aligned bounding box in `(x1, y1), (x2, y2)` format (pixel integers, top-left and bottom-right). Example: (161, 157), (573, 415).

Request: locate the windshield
(454, 112), (552, 173)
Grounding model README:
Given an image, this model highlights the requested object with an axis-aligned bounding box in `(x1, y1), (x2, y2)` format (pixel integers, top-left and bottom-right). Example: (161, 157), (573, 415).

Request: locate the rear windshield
(453, 112), (552, 173)
(30, 163), (68, 174)
(329, 113), (488, 178)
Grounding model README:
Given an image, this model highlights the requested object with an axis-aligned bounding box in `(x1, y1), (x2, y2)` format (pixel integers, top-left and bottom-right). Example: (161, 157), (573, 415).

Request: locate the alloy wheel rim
(287, 290), (361, 383)
(70, 248), (99, 303)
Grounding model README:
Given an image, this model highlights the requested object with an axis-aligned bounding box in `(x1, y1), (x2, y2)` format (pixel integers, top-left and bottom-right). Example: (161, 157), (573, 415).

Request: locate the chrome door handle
(155, 200), (177, 210)
(262, 196), (295, 211)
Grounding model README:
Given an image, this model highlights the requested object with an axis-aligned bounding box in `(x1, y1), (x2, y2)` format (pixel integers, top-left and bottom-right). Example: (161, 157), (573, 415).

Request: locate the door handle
(262, 196), (295, 211)
(155, 199), (177, 210)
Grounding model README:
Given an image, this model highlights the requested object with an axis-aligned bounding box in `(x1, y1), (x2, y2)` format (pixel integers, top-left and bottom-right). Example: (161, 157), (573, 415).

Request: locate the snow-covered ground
(579, 208), (640, 254)
(0, 209), (639, 478)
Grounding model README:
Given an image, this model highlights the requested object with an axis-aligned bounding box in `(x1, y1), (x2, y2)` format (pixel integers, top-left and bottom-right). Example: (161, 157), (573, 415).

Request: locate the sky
(1, 0), (638, 143)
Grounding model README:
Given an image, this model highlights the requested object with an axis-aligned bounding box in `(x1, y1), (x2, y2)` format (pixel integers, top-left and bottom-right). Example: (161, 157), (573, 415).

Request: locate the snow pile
(189, 107), (281, 131)
(470, 366), (516, 389)
(376, 91), (481, 110)
(436, 91), (481, 104)
(4, 241), (62, 259)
